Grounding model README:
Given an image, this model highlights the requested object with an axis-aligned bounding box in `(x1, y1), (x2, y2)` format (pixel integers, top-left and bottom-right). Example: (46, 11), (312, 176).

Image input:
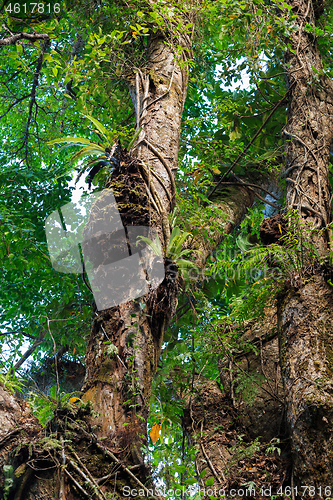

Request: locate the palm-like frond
(166, 227), (193, 259)
(75, 156), (107, 184)
(48, 136), (104, 148)
(136, 227), (199, 289)
(136, 234), (163, 258)
(82, 114), (110, 142)
(47, 115), (113, 183)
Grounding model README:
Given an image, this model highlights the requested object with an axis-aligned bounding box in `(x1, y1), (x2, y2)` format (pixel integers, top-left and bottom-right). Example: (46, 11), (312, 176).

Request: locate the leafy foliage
(1, 0), (332, 493)
(28, 385), (84, 426)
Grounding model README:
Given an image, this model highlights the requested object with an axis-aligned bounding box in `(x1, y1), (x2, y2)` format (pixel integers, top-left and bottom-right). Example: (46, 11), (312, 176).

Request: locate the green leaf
(83, 114), (109, 141)
(48, 136), (103, 148)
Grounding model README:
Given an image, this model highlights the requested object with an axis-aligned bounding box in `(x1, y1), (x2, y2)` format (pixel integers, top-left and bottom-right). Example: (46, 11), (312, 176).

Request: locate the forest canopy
(1, 0), (333, 498)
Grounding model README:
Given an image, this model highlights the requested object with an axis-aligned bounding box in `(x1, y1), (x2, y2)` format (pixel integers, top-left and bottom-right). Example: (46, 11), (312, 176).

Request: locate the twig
(216, 180), (279, 208)
(139, 74), (150, 127)
(282, 130), (317, 163)
(0, 427), (23, 445)
(135, 72), (140, 131)
(11, 37), (50, 163)
(138, 160), (165, 214)
(65, 469), (90, 498)
(96, 466), (122, 485)
(12, 331), (46, 372)
(291, 467), (295, 500)
(283, 129), (324, 222)
(46, 318), (60, 395)
(256, 66), (304, 80)
(142, 182), (161, 213)
(68, 454), (106, 500)
(67, 418), (161, 500)
(144, 164), (173, 205)
(95, 464), (141, 484)
(245, 190), (278, 208)
(72, 451), (107, 500)
(59, 437), (66, 500)
(142, 139), (176, 197)
(95, 442), (160, 500)
(259, 338), (277, 397)
(217, 447), (227, 482)
(0, 94), (30, 119)
(0, 330), (39, 339)
(209, 82), (295, 200)
(200, 421), (223, 484)
(229, 359), (236, 407)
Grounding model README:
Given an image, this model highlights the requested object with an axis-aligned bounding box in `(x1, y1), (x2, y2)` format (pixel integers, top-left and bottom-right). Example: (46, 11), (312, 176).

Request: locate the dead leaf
(149, 423), (161, 444)
(69, 397), (80, 404)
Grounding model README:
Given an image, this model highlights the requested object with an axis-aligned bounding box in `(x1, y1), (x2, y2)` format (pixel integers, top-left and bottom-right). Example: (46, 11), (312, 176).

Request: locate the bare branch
(0, 32), (49, 46)
(11, 330), (46, 372)
(0, 94), (30, 119)
(13, 38), (50, 161)
(0, 330), (38, 339)
(208, 82), (296, 200)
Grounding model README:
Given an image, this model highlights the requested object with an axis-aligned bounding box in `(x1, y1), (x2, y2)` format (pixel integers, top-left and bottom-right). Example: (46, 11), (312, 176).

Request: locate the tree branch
(0, 94), (30, 119)
(0, 330), (39, 339)
(0, 32), (49, 46)
(208, 83), (295, 200)
(11, 330), (46, 372)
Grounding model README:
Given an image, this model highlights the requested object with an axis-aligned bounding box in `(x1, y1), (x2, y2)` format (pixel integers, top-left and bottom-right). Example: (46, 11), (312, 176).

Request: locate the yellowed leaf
(69, 397), (80, 404)
(149, 423), (161, 444)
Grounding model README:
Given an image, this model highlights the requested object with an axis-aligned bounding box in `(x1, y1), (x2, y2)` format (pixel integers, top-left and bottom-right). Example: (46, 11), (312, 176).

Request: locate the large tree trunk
(284, 0), (333, 246)
(279, 0), (333, 492)
(278, 276), (333, 491)
(183, 309), (290, 500)
(80, 23), (193, 467)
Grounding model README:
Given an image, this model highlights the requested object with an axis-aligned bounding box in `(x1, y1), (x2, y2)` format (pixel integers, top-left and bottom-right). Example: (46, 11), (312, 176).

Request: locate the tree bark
(279, 0), (333, 492)
(80, 24), (193, 466)
(284, 0), (333, 249)
(183, 310), (290, 500)
(278, 276), (333, 492)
